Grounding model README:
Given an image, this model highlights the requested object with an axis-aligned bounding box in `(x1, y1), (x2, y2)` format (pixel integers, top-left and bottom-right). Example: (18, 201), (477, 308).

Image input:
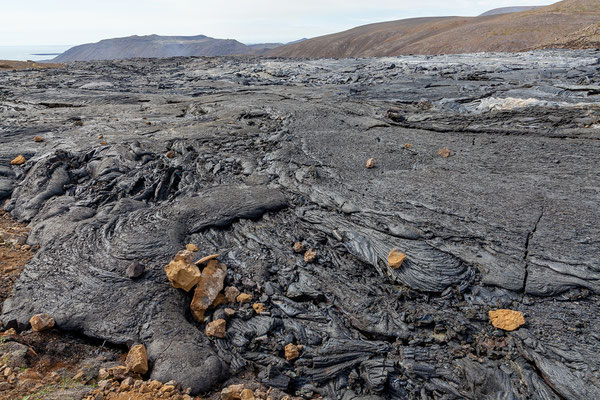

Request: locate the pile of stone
(80, 344), (198, 400)
(220, 383), (304, 400)
(84, 376), (195, 400)
(165, 245), (256, 338)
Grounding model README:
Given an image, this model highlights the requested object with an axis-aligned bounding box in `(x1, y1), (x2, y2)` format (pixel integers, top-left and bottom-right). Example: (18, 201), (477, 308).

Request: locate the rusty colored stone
(126, 345), (148, 375)
(221, 384), (244, 400)
(252, 303), (265, 314)
(190, 260), (227, 322)
(438, 147), (451, 158)
(186, 243), (199, 252)
(10, 155), (26, 165)
(304, 249), (317, 263)
(489, 309), (526, 331)
(284, 343), (301, 361)
(293, 242), (304, 254)
(206, 319), (226, 338)
(29, 313), (55, 332)
(236, 293), (253, 304)
(224, 286), (240, 303)
(165, 260), (201, 292)
(387, 249), (406, 269)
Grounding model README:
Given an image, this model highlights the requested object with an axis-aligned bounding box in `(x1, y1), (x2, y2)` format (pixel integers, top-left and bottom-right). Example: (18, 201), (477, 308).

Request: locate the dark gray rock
(0, 341), (30, 369)
(126, 261), (145, 279)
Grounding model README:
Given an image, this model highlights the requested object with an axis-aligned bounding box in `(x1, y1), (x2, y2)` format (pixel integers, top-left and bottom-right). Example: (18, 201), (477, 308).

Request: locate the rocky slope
(479, 6), (544, 16)
(269, 0), (600, 57)
(53, 35), (283, 62)
(0, 50), (599, 399)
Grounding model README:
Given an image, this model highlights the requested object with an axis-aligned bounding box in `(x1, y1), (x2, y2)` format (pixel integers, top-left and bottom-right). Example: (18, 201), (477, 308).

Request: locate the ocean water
(0, 45), (72, 61)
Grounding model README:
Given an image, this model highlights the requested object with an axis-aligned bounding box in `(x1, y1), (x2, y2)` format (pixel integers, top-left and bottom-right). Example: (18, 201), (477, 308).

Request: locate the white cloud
(0, 0), (552, 46)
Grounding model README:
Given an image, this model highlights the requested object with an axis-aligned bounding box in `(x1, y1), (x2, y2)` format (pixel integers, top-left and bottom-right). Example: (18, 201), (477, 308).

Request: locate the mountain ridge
(269, 0), (600, 58)
(53, 34), (284, 62)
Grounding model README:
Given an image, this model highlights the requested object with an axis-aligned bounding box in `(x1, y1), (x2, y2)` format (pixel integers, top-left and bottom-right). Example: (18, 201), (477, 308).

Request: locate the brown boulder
(206, 319), (227, 338)
(224, 286), (240, 303)
(240, 388), (255, 400)
(489, 309), (526, 331)
(190, 260), (227, 322)
(33, 136), (44, 142)
(252, 303), (265, 314)
(165, 260), (201, 292)
(221, 384), (244, 400)
(438, 147), (451, 158)
(304, 249), (317, 263)
(387, 249), (406, 269)
(236, 293), (253, 304)
(126, 345), (148, 375)
(29, 313), (55, 332)
(10, 155), (26, 165)
(285, 343), (302, 361)
(186, 243), (199, 252)
(292, 241), (304, 254)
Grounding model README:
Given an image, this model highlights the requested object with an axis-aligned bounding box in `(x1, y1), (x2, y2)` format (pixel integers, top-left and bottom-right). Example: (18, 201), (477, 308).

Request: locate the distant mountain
(269, 0), (600, 58)
(53, 34), (284, 62)
(479, 6), (544, 16)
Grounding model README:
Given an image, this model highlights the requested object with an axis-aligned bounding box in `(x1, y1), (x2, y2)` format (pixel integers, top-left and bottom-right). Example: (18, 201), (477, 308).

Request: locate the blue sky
(1, 0), (552, 46)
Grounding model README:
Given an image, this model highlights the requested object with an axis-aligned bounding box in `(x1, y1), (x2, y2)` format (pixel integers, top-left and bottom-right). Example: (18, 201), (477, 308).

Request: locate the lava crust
(1, 51), (599, 399)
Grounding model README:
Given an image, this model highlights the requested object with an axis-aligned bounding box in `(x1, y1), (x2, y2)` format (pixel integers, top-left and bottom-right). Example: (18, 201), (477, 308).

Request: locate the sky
(1, 0), (552, 46)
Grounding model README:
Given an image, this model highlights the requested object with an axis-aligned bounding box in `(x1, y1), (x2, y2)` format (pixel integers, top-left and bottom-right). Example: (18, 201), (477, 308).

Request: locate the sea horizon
(0, 45), (72, 61)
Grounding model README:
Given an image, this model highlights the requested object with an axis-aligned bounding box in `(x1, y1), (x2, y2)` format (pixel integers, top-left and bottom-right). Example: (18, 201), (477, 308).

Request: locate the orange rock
(98, 135), (104, 139)
(237, 293), (253, 304)
(29, 313), (55, 332)
(186, 243), (199, 252)
(166, 150), (175, 158)
(10, 155), (26, 165)
(366, 158), (375, 169)
(206, 319), (226, 338)
(292, 242), (304, 254)
(304, 249), (317, 263)
(224, 286), (240, 303)
(224, 308), (236, 317)
(100, 141), (108, 145)
(173, 250), (193, 263)
(405, 143), (412, 149)
(221, 384), (244, 400)
(438, 147), (451, 158)
(387, 249), (406, 269)
(489, 309), (525, 331)
(190, 260), (227, 322)
(125, 344), (148, 375)
(252, 303), (265, 314)
(33, 136), (44, 142)
(165, 259), (201, 292)
(284, 343), (301, 361)
(240, 388), (255, 400)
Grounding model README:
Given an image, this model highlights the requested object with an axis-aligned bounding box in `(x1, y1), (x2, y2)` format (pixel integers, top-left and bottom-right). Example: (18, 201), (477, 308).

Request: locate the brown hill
(0, 60), (62, 70)
(269, 0), (600, 58)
